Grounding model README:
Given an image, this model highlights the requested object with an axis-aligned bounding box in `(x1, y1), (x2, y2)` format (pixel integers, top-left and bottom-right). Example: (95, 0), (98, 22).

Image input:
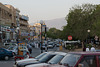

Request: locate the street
(0, 46), (61, 67)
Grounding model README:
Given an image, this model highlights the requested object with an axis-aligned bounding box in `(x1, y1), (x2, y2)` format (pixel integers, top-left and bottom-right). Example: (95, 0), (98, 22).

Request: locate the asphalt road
(0, 46), (60, 67)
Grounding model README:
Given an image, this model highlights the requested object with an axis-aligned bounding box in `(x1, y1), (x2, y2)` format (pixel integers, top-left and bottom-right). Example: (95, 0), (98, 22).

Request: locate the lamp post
(45, 25), (47, 41)
(16, 27), (19, 43)
(87, 29), (90, 44)
(45, 25), (47, 52)
(40, 20), (43, 53)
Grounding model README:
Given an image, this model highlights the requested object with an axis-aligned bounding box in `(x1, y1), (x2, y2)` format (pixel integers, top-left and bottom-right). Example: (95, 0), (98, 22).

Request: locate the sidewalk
(58, 48), (83, 53)
(59, 47), (99, 53)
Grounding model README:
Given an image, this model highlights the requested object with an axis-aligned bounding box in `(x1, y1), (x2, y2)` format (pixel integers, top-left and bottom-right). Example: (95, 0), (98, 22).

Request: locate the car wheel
(5, 56), (9, 60)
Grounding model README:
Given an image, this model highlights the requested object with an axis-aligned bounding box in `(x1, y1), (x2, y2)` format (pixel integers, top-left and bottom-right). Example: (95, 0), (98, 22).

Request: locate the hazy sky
(0, 0), (100, 24)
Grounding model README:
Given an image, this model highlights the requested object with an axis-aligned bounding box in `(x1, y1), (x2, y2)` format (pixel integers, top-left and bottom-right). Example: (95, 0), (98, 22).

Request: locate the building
(0, 2), (30, 43)
(5, 4), (17, 41)
(0, 3), (13, 42)
(19, 15), (29, 40)
(29, 25), (36, 40)
(33, 21), (47, 40)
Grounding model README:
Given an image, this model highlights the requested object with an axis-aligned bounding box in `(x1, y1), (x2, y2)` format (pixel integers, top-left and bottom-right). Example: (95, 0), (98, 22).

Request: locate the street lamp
(16, 27), (19, 43)
(40, 20), (44, 53)
(87, 29), (90, 44)
(87, 30), (90, 33)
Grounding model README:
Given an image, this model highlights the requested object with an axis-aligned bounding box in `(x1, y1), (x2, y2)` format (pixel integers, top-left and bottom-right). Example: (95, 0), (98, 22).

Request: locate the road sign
(68, 35), (72, 40)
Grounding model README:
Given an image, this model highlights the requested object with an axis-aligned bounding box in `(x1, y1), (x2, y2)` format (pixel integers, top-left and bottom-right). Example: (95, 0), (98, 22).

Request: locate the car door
(97, 55), (100, 67)
(76, 55), (97, 67)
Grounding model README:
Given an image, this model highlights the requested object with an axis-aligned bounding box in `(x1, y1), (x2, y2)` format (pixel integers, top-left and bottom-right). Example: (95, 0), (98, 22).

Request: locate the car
(59, 52), (99, 67)
(41, 43), (48, 50)
(16, 52), (58, 67)
(47, 42), (54, 48)
(4, 43), (17, 46)
(7, 46), (18, 55)
(32, 52), (100, 67)
(15, 52), (49, 64)
(7, 46), (17, 55)
(14, 52), (53, 67)
(47, 52), (100, 67)
(0, 48), (13, 60)
(25, 52), (67, 67)
(27, 44), (32, 54)
(29, 42), (35, 48)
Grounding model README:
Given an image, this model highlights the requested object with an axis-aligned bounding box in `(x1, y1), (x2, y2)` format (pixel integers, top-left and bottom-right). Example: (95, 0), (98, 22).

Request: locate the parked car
(15, 52), (49, 64)
(14, 52), (53, 67)
(29, 42), (35, 48)
(4, 43), (17, 46)
(16, 52), (59, 67)
(45, 52), (100, 67)
(25, 52), (67, 67)
(27, 44), (32, 54)
(0, 48), (13, 60)
(7, 46), (18, 55)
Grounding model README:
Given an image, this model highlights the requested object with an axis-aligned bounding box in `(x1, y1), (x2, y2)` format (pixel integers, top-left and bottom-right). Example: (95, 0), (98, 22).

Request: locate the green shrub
(65, 44), (75, 50)
(86, 44), (92, 49)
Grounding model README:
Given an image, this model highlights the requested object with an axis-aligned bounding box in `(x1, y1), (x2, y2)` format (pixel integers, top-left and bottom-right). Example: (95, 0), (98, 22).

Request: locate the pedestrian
(36, 43), (38, 48)
(35, 42), (36, 48)
(83, 45), (86, 52)
(90, 45), (96, 52)
(86, 46), (89, 52)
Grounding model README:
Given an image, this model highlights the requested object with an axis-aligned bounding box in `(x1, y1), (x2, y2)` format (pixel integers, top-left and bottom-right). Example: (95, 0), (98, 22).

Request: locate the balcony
(20, 26), (29, 30)
(20, 21), (28, 25)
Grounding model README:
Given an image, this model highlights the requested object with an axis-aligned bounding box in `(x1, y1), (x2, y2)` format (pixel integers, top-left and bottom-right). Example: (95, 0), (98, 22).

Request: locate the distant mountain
(45, 17), (67, 30)
(29, 17), (67, 30)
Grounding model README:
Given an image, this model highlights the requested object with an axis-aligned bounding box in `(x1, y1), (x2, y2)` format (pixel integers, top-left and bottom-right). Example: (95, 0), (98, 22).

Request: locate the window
(60, 54), (81, 67)
(39, 54), (55, 63)
(77, 56), (97, 67)
(35, 53), (46, 59)
(48, 55), (64, 64)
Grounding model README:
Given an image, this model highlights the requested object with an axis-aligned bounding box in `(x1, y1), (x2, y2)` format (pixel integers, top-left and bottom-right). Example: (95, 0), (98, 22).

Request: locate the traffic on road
(0, 39), (99, 67)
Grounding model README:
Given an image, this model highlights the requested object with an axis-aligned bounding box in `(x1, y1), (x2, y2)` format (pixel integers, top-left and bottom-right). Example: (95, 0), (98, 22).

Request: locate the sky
(0, 0), (100, 24)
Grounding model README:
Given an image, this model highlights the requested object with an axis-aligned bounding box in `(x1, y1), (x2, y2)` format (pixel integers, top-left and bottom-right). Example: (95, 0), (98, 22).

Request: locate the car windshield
(48, 55), (64, 64)
(42, 43), (45, 46)
(39, 54), (55, 63)
(35, 53), (47, 59)
(8, 47), (13, 50)
(48, 42), (53, 44)
(60, 54), (81, 67)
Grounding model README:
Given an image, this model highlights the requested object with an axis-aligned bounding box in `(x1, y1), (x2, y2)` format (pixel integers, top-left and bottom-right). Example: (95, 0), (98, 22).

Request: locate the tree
(47, 28), (62, 39)
(91, 5), (100, 37)
(63, 4), (96, 41)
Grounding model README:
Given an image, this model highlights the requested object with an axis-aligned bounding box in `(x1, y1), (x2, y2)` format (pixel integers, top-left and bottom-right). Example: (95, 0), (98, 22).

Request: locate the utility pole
(40, 23), (43, 53)
(45, 25), (47, 52)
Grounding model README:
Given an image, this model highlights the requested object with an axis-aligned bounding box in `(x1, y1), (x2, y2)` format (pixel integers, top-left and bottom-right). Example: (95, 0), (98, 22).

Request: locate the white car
(14, 52), (52, 66)
(7, 46), (18, 55)
(47, 42), (54, 48)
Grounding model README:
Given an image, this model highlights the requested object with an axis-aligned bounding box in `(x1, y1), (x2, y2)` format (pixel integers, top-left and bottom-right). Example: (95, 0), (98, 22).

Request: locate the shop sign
(6, 29), (11, 32)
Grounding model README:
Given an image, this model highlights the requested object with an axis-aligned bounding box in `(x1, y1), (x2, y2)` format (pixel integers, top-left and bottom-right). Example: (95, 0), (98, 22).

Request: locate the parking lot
(0, 46), (62, 67)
